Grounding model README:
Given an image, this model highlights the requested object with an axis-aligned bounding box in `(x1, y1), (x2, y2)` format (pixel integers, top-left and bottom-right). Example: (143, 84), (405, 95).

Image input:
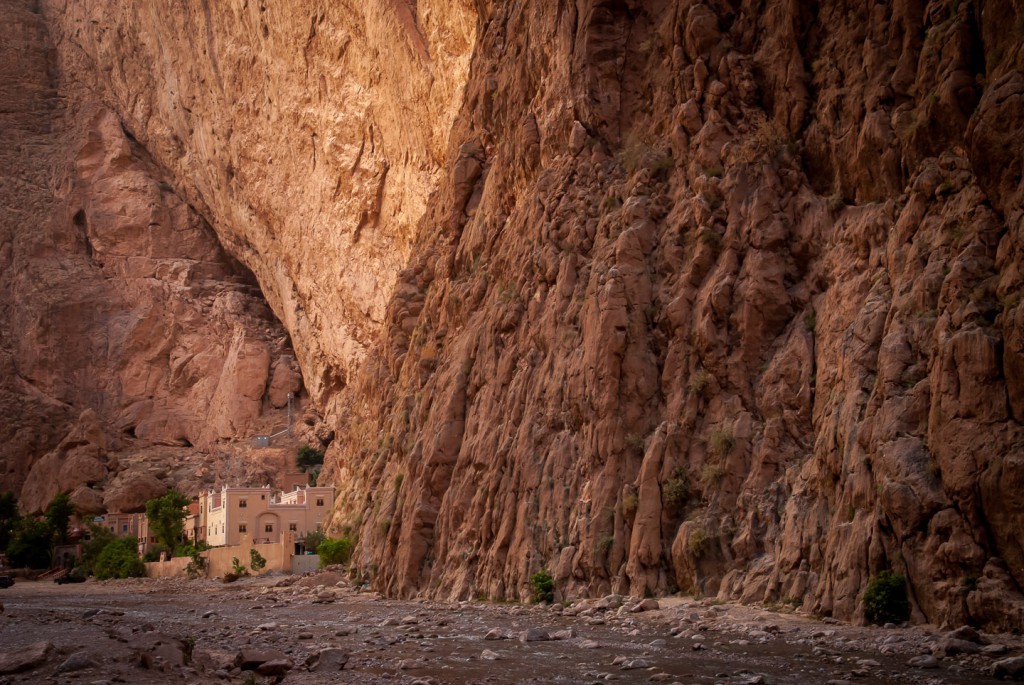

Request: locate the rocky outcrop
(0, 0), (308, 511)
(7, 0), (1024, 630)
(319, 0), (1024, 631)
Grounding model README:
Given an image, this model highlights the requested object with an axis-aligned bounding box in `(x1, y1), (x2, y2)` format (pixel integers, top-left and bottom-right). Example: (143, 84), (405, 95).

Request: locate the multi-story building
(188, 485), (334, 548)
(93, 512), (159, 556)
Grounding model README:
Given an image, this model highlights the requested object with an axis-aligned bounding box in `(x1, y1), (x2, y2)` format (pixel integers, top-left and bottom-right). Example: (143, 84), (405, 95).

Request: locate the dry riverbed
(0, 571), (1022, 684)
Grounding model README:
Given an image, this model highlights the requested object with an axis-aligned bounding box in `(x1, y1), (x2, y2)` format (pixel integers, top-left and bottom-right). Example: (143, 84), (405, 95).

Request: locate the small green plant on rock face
(709, 426), (735, 457)
(662, 469), (688, 509)
(689, 369), (711, 395)
(529, 568), (555, 603)
(622, 492), (639, 517)
(688, 529), (710, 558)
(700, 462), (725, 491)
(863, 570), (910, 625)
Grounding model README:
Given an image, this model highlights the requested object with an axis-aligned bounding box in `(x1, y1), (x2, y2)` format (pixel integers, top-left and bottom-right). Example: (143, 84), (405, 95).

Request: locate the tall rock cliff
(7, 0), (1024, 629)
(1, 0), (306, 513)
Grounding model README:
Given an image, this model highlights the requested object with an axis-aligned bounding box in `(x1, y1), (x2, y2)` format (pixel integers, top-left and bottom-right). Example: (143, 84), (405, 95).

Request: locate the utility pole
(287, 392), (294, 437)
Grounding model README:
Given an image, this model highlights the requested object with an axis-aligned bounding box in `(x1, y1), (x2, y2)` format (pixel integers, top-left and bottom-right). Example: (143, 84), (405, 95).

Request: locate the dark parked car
(55, 571), (86, 584)
(0, 575), (13, 589)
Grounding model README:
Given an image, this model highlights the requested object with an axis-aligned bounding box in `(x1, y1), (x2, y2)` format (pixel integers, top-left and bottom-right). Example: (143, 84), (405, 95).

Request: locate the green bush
(6, 518), (53, 569)
(185, 548), (208, 579)
(317, 537), (353, 567)
(303, 529), (326, 553)
(0, 491), (20, 551)
(94, 537), (145, 580)
(249, 549), (267, 572)
(297, 446), (325, 470)
(863, 570), (909, 624)
(662, 469), (688, 509)
(529, 568), (555, 603)
(143, 545), (171, 563)
(231, 557), (248, 576)
(81, 524), (116, 574)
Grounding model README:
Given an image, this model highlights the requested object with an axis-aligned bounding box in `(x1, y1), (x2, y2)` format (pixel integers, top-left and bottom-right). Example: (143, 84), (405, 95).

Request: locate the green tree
(529, 569), (555, 603)
(45, 491), (76, 544)
(0, 491), (19, 551)
(303, 529), (326, 553)
(6, 518), (54, 569)
(81, 523), (116, 574)
(296, 445), (325, 470)
(145, 489), (190, 554)
(317, 537), (353, 566)
(93, 537), (145, 579)
(863, 570), (910, 624)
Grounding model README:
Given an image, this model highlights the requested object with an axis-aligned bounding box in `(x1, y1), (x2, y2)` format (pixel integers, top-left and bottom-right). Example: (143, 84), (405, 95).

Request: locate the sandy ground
(0, 572), (1020, 684)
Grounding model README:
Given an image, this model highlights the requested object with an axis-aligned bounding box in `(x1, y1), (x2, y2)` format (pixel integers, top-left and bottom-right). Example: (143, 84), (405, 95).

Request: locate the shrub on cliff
(317, 537), (353, 567)
(863, 570), (909, 624)
(297, 445), (325, 470)
(93, 537), (145, 580)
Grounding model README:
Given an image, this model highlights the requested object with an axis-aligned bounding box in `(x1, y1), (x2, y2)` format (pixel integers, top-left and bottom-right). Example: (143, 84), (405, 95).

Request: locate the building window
(289, 523), (297, 532)
(316, 498), (324, 507)
(239, 499), (247, 508)
(239, 524), (247, 533)
(265, 523), (273, 533)
(121, 524), (129, 533)
(260, 494), (265, 500)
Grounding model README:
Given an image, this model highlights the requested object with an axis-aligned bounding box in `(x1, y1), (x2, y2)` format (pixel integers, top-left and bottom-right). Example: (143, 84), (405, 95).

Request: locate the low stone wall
(144, 535), (296, 579)
(291, 554), (321, 575)
(144, 556), (191, 579)
(205, 539), (289, 577)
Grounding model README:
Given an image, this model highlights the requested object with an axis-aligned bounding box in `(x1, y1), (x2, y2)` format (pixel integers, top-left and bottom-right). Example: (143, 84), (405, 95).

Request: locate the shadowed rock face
(0, 0), (303, 512)
(7, 0), (1024, 628)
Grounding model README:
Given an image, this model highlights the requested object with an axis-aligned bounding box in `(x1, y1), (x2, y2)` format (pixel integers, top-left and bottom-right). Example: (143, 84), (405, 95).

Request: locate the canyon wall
(1, 0), (305, 514)
(322, 0), (1024, 630)
(8, 0), (1024, 629)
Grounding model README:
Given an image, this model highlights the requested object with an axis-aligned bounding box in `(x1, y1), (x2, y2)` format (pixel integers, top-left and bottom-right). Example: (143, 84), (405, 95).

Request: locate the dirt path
(0, 573), (1020, 684)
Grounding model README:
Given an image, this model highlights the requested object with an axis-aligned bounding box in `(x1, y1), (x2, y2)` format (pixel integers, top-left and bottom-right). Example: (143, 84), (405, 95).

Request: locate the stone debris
(519, 627), (550, 642)
(0, 642), (52, 675)
(907, 654), (939, 669)
(305, 647), (349, 672)
(56, 651), (99, 673)
(992, 656), (1024, 680)
(235, 648), (290, 671)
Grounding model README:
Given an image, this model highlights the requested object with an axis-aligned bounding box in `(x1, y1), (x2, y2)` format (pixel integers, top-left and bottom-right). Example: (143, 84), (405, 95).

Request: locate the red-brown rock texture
(0, 0), (309, 512)
(4, 0), (1024, 630)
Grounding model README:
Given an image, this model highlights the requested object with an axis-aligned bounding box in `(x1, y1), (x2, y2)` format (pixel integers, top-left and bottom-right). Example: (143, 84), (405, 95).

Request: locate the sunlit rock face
(5, 0), (1024, 629)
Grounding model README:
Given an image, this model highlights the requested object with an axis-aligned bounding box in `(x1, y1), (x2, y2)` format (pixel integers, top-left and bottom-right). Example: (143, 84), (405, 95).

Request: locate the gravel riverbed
(1, 571), (1021, 684)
